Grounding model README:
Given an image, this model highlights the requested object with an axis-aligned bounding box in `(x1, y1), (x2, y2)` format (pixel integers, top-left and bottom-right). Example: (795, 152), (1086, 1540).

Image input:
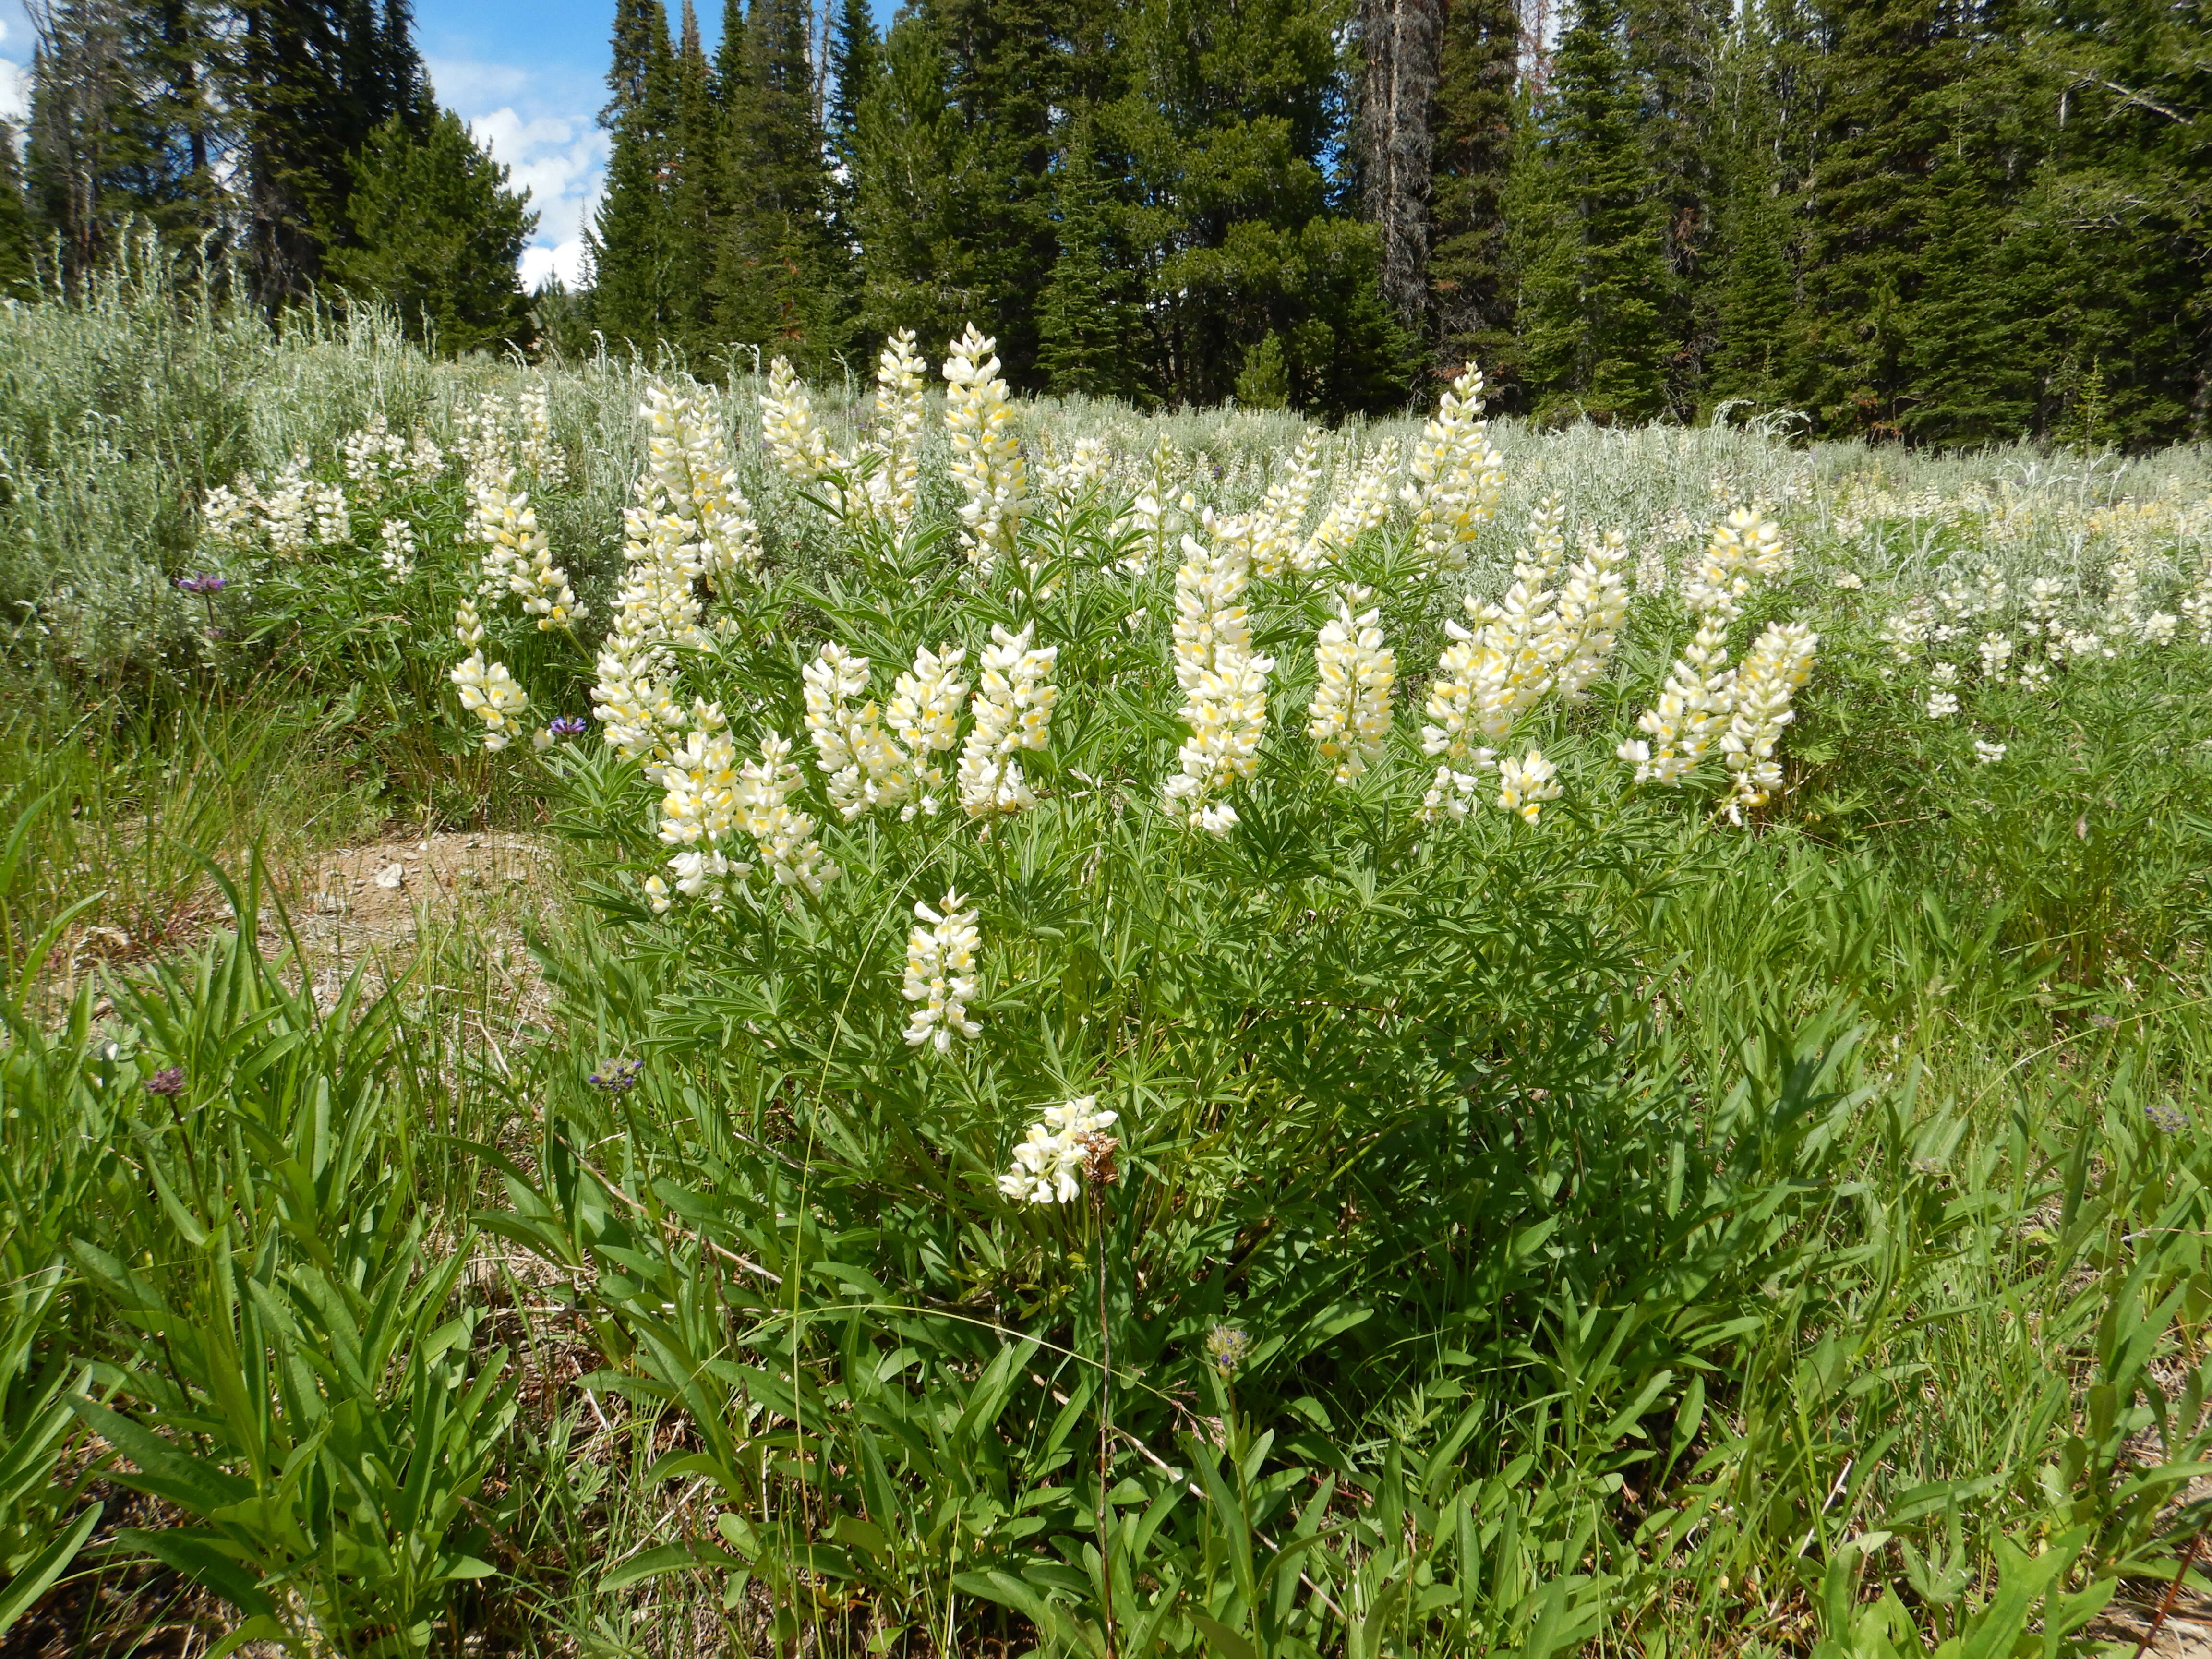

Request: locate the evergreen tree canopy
(716, 0), (845, 370)
(589, 0), (683, 352)
(325, 107), (537, 357)
(26, 0), (231, 279)
(13, 0), (2211, 441)
(1428, 0), (1523, 394)
(1517, 0), (1672, 422)
(232, 0), (430, 305)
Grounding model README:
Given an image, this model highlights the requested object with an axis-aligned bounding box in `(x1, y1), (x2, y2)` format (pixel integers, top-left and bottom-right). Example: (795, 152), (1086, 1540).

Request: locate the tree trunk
(1361, 0), (1444, 332)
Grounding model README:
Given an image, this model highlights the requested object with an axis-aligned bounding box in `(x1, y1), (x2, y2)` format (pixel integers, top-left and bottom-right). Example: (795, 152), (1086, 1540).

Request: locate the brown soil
(290, 830), (556, 940)
(2094, 1586), (2212, 1659)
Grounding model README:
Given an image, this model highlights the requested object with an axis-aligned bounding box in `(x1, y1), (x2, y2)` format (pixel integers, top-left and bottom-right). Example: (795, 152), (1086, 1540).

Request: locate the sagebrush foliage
(1, 295), (2211, 1656)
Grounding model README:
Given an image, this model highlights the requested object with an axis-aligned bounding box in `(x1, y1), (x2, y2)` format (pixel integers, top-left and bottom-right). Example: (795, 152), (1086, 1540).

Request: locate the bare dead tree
(1359, 0), (1444, 333)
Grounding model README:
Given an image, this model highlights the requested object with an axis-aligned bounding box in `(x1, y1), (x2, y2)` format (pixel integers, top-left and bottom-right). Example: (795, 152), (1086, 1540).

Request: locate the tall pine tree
(914, 0), (1068, 385)
(825, 0), (882, 271)
(326, 106), (537, 354)
(663, 0), (720, 355)
(847, 14), (986, 355)
(1428, 0), (1523, 392)
(1794, 0), (1954, 436)
(1517, 0), (1671, 421)
(589, 0), (682, 351)
(715, 0), (844, 369)
(1359, 0), (1444, 333)
(26, 0), (231, 279)
(0, 122), (38, 297)
(1037, 116), (1132, 397)
(231, 0), (426, 307)
(1706, 46), (1801, 409)
(1621, 0), (1726, 405)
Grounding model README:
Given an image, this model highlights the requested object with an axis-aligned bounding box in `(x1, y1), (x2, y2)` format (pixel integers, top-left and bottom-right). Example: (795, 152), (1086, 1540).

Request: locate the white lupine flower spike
(959, 623), (1060, 816)
(1403, 367), (1504, 573)
(998, 1096), (1119, 1205)
(1165, 513), (1274, 831)
(943, 325), (1026, 570)
(1496, 750), (1562, 825)
(452, 652), (528, 751)
(903, 889), (983, 1052)
(1719, 622), (1818, 821)
(1308, 589), (1395, 783)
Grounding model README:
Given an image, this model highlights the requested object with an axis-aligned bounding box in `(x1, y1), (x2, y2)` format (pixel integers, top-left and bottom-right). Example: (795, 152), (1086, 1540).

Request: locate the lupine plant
(2, 284), (2210, 1657)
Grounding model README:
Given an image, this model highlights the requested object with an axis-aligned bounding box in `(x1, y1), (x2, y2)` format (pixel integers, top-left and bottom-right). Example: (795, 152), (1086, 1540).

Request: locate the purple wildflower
(589, 1058), (643, 1092)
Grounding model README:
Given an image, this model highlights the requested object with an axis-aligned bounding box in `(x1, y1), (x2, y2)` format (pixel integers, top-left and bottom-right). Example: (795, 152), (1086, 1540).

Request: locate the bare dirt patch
(291, 830), (555, 941)
(2094, 1586), (2212, 1659)
(278, 830), (565, 1018)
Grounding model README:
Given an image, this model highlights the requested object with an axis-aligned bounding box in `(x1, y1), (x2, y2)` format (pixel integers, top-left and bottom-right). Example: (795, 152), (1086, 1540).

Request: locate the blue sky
(0, 0), (894, 292)
(419, 0), (647, 289)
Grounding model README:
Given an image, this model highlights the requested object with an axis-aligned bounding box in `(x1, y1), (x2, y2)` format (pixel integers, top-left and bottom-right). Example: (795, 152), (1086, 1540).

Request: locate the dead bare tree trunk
(1360, 0), (1444, 334)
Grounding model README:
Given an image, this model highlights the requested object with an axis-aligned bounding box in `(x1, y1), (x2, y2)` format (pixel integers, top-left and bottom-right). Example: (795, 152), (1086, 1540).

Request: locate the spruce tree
(377, 0), (426, 120)
(665, 0), (721, 355)
(230, 0), (427, 306)
(1093, 0), (1413, 412)
(1620, 0), (1726, 402)
(917, 0), (1067, 385)
(846, 15), (979, 354)
(825, 0), (882, 262)
(589, 0), (682, 351)
(1899, 165), (2029, 444)
(1890, 9), (2046, 445)
(715, 0), (844, 370)
(828, 0), (882, 154)
(712, 0), (746, 95)
(1428, 0), (1522, 391)
(326, 107), (537, 355)
(0, 122), (39, 298)
(26, 0), (231, 279)
(1359, 0), (1443, 332)
(1707, 100), (1799, 407)
(1037, 120), (1130, 397)
(1794, 0), (1953, 436)
(2009, 0), (2206, 443)
(1516, 0), (1671, 422)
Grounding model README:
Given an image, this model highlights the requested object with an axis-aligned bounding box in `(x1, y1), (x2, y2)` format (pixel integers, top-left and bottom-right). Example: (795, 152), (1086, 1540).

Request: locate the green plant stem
(1095, 1179), (1117, 1659)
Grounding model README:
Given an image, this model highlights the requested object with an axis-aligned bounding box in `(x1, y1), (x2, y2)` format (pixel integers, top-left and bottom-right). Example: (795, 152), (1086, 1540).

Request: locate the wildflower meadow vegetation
(3, 263), (2212, 1658)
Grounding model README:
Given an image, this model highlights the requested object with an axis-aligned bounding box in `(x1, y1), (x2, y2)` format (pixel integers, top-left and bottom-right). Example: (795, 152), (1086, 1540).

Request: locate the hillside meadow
(1, 264), (2209, 1659)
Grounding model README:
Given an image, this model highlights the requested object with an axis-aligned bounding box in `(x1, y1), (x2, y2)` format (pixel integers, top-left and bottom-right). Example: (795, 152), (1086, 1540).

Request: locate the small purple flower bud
(145, 1067), (186, 1096)
(175, 573), (228, 596)
(589, 1058), (643, 1092)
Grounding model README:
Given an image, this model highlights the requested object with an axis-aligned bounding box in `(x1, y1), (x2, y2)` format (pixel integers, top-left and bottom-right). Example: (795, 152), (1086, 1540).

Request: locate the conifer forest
(2, 1), (2212, 1658)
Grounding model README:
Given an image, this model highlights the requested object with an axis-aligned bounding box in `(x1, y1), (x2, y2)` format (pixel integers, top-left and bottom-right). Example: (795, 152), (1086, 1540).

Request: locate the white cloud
(0, 55), (25, 126)
(520, 240), (589, 292)
(467, 107), (606, 247)
(433, 56), (609, 292)
(0, 2), (33, 126)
